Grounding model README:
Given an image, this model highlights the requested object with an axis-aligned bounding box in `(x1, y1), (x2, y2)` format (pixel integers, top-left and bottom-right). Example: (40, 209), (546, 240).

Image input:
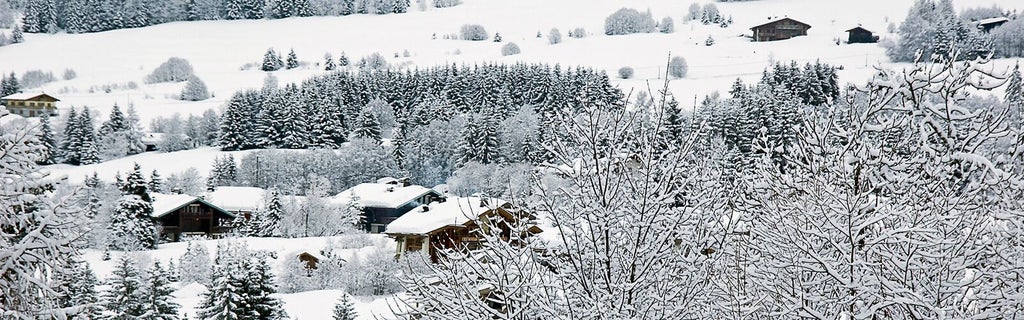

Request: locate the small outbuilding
(846, 26), (878, 44)
(751, 17), (811, 42)
(976, 17), (1009, 33)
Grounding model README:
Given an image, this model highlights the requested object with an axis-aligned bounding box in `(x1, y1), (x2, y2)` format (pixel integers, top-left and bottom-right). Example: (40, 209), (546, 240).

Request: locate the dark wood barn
(751, 17), (811, 42)
(151, 194), (236, 242)
(846, 26), (878, 44)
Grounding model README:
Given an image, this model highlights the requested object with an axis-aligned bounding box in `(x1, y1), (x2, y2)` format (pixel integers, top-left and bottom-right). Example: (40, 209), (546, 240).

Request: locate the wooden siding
(156, 203), (234, 242)
(751, 18), (811, 42)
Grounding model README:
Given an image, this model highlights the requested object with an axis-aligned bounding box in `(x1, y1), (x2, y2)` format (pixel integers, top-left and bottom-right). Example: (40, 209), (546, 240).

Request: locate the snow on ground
(41, 146), (251, 183)
(82, 235), (397, 319)
(1, 0), (1021, 126)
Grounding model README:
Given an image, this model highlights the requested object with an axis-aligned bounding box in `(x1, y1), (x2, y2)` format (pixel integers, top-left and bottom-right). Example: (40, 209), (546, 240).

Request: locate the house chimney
(421, 205), (430, 212)
(479, 198), (488, 208)
(387, 186), (395, 192)
(437, 196), (447, 203)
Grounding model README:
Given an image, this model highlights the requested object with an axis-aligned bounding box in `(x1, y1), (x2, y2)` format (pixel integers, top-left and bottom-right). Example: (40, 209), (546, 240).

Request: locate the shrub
(618, 66), (634, 79)
(659, 16), (674, 33)
(705, 35), (715, 46)
(146, 57), (194, 83)
(668, 56), (688, 78)
(501, 42), (521, 56)
(569, 27), (586, 38)
(62, 68), (77, 80)
(604, 8), (656, 35)
(433, 0), (462, 8)
(459, 24), (488, 41)
(548, 28), (562, 44)
(20, 70), (56, 88)
(686, 3), (701, 21)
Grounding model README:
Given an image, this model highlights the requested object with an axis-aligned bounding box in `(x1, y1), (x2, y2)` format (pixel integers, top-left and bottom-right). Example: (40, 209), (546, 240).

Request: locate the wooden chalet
(151, 193), (236, 242)
(385, 197), (542, 263)
(332, 179), (442, 233)
(751, 17), (811, 42)
(0, 92), (59, 117)
(976, 17), (1009, 33)
(846, 26), (878, 44)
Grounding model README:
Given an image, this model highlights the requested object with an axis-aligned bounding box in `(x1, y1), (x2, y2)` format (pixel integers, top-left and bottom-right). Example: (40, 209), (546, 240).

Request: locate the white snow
(385, 196), (506, 235)
(333, 182), (436, 209)
(0, 92), (58, 100)
(40, 147), (253, 184)
(204, 186), (267, 212)
(150, 193), (201, 217)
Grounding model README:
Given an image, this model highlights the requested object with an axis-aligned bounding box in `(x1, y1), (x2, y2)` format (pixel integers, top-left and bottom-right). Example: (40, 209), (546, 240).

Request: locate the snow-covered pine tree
(149, 170), (164, 193)
(178, 242), (212, 284)
(458, 113), (502, 164)
(0, 71), (20, 95)
(350, 108), (382, 143)
(77, 107), (101, 165)
(224, 0), (244, 19)
(338, 52), (349, 67)
(36, 112), (56, 165)
(124, 105), (147, 155)
(245, 257), (288, 319)
(251, 188), (284, 237)
(1007, 64), (1023, 107)
(207, 155), (238, 189)
(58, 107), (81, 165)
(262, 48), (282, 71)
(11, 23), (23, 42)
(99, 104), (128, 137)
(139, 261), (180, 319)
(276, 88), (309, 149)
(219, 92), (252, 151)
(286, 48), (299, 69)
(103, 255), (146, 318)
(332, 294), (357, 320)
(109, 163), (157, 250)
(324, 52), (336, 71)
(181, 75), (210, 101)
(195, 265), (244, 319)
(53, 257), (104, 318)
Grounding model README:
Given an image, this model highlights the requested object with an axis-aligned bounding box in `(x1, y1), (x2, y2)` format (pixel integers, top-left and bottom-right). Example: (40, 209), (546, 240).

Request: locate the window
(28, 110), (35, 117)
(187, 204), (200, 214)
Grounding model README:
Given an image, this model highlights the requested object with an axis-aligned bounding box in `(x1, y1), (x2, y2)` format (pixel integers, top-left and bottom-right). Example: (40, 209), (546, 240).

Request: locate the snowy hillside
(0, 0), (1019, 125)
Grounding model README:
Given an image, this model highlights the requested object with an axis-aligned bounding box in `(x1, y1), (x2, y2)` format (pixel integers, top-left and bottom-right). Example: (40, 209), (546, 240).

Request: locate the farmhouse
(751, 17), (811, 42)
(845, 26), (878, 44)
(151, 193), (236, 242)
(332, 179), (442, 233)
(976, 17), (1009, 33)
(385, 196), (542, 262)
(0, 92), (59, 117)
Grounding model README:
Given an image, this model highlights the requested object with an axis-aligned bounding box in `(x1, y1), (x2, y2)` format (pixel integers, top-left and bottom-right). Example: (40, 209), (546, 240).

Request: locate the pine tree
(77, 107), (101, 165)
(59, 108), (81, 164)
(184, 0), (200, 21)
(224, 0), (244, 19)
(286, 48), (299, 69)
(324, 53), (336, 71)
(109, 163), (156, 249)
(11, 24), (23, 42)
(140, 261), (180, 320)
(196, 266), (244, 320)
(351, 108), (382, 143)
(332, 294), (358, 320)
(459, 113), (502, 164)
(149, 170), (164, 193)
(36, 112), (56, 165)
(1, 71), (21, 95)
(99, 104), (129, 137)
(252, 188), (283, 237)
(245, 258), (288, 319)
(262, 48), (281, 71)
(1007, 64), (1023, 107)
(53, 258), (104, 318)
(338, 52), (349, 67)
(103, 255), (146, 319)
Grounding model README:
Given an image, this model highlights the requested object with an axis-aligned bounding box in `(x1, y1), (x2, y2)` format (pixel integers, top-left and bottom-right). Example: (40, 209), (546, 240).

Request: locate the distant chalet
(1, 92), (59, 117)
(846, 26), (878, 44)
(333, 178), (442, 233)
(976, 17), (1009, 33)
(151, 193), (236, 242)
(751, 17), (811, 42)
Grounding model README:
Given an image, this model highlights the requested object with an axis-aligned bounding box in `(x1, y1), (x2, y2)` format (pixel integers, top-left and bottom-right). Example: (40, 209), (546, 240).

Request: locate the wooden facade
(751, 18), (811, 42)
(846, 26), (878, 44)
(154, 199), (235, 242)
(362, 191), (441, 233)
(977, 17), (1009, 33)
(0, 93), (59, 117)
(390, 206), (541, 263)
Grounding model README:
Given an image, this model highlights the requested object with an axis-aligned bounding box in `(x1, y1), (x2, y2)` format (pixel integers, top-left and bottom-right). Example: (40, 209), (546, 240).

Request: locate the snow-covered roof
(151, 193), (201, 218)
(977, 17), (1009, 26)
(141, 132), (164, 145)
(384, 197), (508, 235)
(0, 92), (59, 101)
(151, 192), (236, 218)
(332, 183), (438, 209)
(751, 17), (811, 30)
(205, 186), (267, 212)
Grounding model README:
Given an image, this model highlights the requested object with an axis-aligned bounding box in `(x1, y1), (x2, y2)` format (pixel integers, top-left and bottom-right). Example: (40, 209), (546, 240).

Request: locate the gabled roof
(1, 92), (60, 101)
(332, 183), (438, 209)
(150, 193), (236, 218)
(846, 26), (873, 33)
(205, 186), (267, 212)
(976, 17), (1009, 26)
(751, 17), (811, 30)
(385, 197), (509, 235)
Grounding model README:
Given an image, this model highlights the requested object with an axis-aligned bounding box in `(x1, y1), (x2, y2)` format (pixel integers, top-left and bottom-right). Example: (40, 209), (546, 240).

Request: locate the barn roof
(384, 197), (509, 235)
(150, 193), (236, 218)
(750, 17), (811, 30)
(1, 92), (60, 101)
(332, 182), (438, 209)
(845, 26), (873, 33)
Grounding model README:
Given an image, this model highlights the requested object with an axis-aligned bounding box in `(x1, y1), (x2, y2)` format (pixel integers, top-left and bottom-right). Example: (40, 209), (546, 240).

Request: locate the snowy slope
(1, 0), (1021, 126)
(41, 146), (251, 183)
